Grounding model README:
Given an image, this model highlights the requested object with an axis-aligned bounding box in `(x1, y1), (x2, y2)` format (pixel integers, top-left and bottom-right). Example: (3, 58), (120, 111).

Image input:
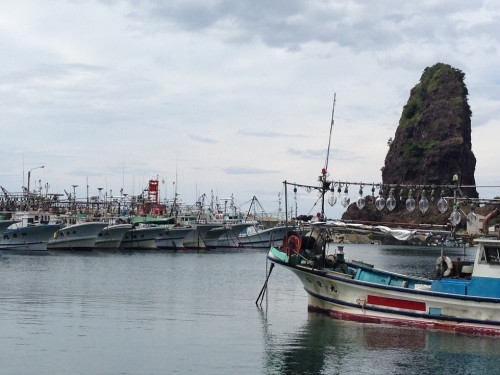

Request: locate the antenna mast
(324, 93), (336, 173)
(320, 93), (336, 220)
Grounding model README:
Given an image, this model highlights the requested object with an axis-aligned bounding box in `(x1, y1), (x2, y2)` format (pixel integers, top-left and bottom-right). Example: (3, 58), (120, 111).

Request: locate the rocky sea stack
(342, 63), (477, 225)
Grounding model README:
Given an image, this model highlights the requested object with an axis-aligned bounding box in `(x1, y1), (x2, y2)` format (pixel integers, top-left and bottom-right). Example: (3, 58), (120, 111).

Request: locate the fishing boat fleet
(0, 179), (294, 254)
(0, 212), (293, 255)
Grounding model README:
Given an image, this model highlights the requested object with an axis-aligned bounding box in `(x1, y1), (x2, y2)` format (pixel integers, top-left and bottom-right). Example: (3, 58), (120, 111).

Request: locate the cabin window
(481, 246), (500, 264)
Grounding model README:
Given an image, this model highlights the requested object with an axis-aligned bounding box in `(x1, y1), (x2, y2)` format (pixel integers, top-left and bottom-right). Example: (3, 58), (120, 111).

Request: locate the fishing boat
(48, 221), (109, 251)
(0, 211), (60, 254)
(119, 216), (172, 250)
(259, 94), (500, 335)
(0, 223), (61, 254)
(181, 223), (224, 250)
(266, 225), (500, 335)
(95, 223), (133, 250)
(204, 222), (255, 249)
(119, 225), (166, 250)
(156, 226), (195, 250)
(238, 224), (291, 249)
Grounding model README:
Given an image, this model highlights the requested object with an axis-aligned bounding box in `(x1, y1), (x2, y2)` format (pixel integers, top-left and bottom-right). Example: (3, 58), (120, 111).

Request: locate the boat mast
(321, 93), (336, 220)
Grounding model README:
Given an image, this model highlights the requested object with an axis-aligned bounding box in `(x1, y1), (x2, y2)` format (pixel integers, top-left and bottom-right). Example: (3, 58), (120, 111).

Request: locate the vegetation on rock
(342, 63), (477, 225)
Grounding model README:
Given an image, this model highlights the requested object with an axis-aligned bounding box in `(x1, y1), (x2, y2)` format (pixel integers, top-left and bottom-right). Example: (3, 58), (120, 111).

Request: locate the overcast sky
(1, 0), (500, 218)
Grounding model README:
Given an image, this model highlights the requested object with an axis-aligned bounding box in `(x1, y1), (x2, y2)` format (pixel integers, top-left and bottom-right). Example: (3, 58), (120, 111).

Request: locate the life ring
(283, 232), (302, 255)
(436, 255), (453, 277)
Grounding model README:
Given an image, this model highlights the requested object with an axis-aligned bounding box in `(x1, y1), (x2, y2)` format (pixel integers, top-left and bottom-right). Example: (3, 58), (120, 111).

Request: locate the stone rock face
(342, 63), (477, 224)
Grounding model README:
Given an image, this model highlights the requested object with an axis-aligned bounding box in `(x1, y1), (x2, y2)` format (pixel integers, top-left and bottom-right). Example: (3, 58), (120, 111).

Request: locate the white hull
(213, 223), (252, 249)
(156, 227), (195, 250)
(95, 223), (133, 249)
(48, 222), (109, 251)
(119, 226), (165, 249)
(0, 224), (60, 253)
(182, 224), (222, 250)
(268, 240), (500, 336)
(0, 220), (18, 234)
(239, 226), (290, 249)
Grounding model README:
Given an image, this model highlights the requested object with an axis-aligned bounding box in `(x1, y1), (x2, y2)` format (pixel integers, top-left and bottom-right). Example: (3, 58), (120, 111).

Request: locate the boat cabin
(431, 238), (500, 298)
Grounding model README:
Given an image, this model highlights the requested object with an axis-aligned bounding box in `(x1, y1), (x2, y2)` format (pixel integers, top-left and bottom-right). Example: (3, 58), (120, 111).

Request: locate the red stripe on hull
(308, 305), (500, 336)
(367, 295), (426, 311)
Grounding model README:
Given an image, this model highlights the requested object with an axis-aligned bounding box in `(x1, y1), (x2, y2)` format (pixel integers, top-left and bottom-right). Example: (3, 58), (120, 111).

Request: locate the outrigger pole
(255, 262), (274, 307)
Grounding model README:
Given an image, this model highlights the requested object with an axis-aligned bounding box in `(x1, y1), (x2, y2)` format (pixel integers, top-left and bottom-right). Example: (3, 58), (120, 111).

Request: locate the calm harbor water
(0, 244), (499, 374)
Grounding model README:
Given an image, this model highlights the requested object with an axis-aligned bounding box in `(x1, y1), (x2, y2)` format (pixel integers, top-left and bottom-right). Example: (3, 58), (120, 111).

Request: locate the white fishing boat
(238, 225), (291, 249)
(205, 222), (254, 249)
(181, 223), (223, 250)
(155, 226), (196, 250)
(266, 225), (500, 335)
(48, 221), (109, 251)
(0, 223), (61, 253)
(0, 211), (59, 254)
(95, 223), (133, 250)
(119, 225), (166, 250)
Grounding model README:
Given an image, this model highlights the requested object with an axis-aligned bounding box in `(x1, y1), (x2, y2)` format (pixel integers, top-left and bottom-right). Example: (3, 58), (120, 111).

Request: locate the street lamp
(27, 165), (44, 194)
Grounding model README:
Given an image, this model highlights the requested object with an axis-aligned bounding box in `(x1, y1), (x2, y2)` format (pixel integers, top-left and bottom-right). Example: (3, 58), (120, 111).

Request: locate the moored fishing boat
(205, 222), (254, 249)
(0, 223), (61, 254)
(238, 224), (291, 249)
(0, 211), (59, 254)
(267, 226), (500, 335)
(155, 226), (195, 250)
(181, 223), (223, 250)
(259, 95), (500, 335)
(119, 225), (166, 250)
(48, 221), (109, 251)
(95, 223), (133, 250)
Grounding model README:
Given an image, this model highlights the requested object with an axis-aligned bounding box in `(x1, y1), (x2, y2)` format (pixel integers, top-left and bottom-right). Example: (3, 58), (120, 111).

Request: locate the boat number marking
(356, 298), (367, 309)
(330, 284), (337, 293)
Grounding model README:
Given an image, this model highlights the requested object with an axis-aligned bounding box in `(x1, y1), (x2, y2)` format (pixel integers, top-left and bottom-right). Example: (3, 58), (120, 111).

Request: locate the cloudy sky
(1, 0), (500, 218)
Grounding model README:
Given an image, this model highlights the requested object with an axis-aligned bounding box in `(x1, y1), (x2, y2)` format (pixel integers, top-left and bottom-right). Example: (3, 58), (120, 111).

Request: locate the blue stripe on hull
(305, 288), (500, 328)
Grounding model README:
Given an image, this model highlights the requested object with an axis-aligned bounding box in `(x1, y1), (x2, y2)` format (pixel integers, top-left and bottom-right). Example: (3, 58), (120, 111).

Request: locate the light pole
(27, 165), (44, 195)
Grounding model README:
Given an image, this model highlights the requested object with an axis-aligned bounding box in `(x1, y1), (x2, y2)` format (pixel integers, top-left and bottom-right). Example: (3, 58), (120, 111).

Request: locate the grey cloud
(124, 0), (491, 51)
(189, 134), (218, 143)
(238, 129), (304, 138)
(223, 166), (279, 175)
(288, 147), (326, 159)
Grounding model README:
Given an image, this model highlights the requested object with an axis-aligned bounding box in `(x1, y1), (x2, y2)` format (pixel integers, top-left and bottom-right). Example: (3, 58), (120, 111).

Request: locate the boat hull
(206, 223), (253, 249)
(95, 224), (133, 249)
(239, 226), (290, 249)
(48, 222), (108, 251)
(119, 226), (165, 249)
(181, 224), (222, 250)
(269, 249), (500, 336)
(156, 227), (195, 250)
(0, 224), (60, 254)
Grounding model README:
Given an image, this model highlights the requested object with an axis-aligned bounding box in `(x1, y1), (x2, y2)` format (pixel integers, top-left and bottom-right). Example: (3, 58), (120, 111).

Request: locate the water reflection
(261, 310), (500, 375)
